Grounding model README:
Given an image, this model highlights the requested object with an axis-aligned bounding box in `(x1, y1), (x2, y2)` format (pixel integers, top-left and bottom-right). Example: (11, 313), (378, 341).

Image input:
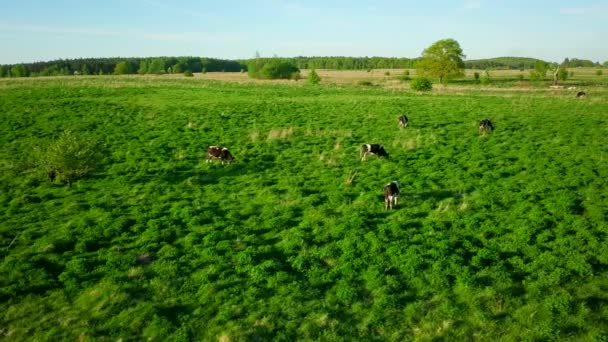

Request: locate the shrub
(410, 77), (433, 91)
(596, 69), (603, 76)
(248, 59), (300, 80)
(480, 70), (491, 85)
(307, 69), (321, 85)
(473, 72), (480, 81)
(184, 70), (194, 77)
(34, 130), (101, 186)
(384, 71), (390, 76)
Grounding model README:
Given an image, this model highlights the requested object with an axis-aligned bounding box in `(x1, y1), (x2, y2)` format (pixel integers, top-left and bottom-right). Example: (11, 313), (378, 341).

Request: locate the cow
(361, 144), (389, 161)
(398, 115), (409, 128)
(384, 181), (400, 210)
(576, 91), (586, 98)
(206, 146), (235, 164)
(479, 119), (494, 135)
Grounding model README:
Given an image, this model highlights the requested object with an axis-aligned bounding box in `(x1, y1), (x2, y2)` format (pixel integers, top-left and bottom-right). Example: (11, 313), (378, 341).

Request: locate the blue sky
(0, 0), (607, 64)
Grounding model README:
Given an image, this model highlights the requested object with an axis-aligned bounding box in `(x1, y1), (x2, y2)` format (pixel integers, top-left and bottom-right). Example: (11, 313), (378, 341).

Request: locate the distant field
(185, 68), (608, 87)
(1, 77), (608, 340)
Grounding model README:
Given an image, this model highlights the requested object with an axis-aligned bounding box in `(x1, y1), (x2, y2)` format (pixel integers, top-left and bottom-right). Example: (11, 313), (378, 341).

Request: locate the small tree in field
(114, 61), (130, 75)
(307, 68), (321, 85)
(416, 39), (465, 84)
(530, 61), (549, 82)
(596, 69), (603, 76)
(34, 130), (101, 187)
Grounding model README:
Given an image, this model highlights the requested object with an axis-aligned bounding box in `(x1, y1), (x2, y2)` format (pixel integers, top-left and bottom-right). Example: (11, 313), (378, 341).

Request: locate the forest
(2, 56), (606, 78)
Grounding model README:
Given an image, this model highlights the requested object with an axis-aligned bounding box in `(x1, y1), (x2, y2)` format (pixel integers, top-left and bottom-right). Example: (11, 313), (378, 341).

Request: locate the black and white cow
(576, 91), (587, 98)
(479, 119), (494, 135)
(398, 115), (409, 128)
(384, 181), (400, 210)
(361, 144), (389, 161)
(206, 146), (235, 164)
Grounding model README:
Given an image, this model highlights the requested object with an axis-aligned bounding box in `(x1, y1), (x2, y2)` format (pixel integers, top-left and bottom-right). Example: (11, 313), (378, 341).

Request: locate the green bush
(248, 59), (300, 80)
(410, 77), (433, 91)
(480, 70), (491, 85)
(34, 130), (101, 186)
(307, 69), (321, 85)
(184, 70), (194, 77)
(596, 69), (603, 76)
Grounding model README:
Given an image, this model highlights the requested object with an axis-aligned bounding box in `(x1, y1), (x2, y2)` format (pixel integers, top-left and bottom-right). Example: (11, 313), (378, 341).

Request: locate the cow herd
(207, 116), (495, 210)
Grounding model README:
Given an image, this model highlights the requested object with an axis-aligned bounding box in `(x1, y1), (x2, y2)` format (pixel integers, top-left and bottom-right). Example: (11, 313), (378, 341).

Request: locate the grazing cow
(206, 146), (235, 164)
(398, 115), (409, 128)
(479, 119), (494, 135)
(361, 144), (389, 161)
(576, 91), (586, 98)
(384, 181), (400, 210)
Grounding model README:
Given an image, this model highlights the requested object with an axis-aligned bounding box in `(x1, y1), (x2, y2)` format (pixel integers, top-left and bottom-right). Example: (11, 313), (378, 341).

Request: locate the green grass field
(1, 76), (608, 341)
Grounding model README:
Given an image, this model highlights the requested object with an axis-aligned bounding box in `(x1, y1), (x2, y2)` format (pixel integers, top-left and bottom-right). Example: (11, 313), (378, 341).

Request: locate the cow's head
(378, 146), (389, 158)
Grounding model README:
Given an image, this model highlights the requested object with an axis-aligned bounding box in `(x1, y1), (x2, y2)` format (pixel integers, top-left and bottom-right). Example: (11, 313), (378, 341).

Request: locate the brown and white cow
(479, 119), (494, 135)
(398, 115), (409, 128)
(384, 181), (400, 210)
(206, 146), (235, 164)
(576, 91), (586, 98)
(361, 144), (389, 161)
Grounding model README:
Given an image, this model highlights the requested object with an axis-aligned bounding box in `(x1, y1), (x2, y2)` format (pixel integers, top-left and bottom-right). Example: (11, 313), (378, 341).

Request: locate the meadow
(1, 74), (608, 341)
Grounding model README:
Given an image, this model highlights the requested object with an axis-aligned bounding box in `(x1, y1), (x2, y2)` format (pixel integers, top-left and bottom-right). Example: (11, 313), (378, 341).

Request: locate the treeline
(0, 57), (243, 77)
(2, 56), (606, 78)
(248, 56), (420, 70)
(465, 57), (549, 70)
(465, 57), (607, 70)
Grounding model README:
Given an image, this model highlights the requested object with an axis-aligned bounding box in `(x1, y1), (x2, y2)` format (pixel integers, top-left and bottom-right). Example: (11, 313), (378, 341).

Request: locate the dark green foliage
(248, 58), (300, 79)
(0, 65), (5, 77)
(1, 77), (608, 341)
(566, 58), (596, 67)
(410, 77), (433, 91)
(307, 69), (321, 85)
(466, 56), (549, 70)
(473, 72), (480, 80)
(183, 70), (194, 77)
(596, 69), (603, 76)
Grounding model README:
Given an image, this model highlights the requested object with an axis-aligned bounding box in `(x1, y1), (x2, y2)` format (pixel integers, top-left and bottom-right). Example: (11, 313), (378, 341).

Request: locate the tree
(148, 58), (166, 74)
(138, 60), (149, 75)
(114, 61), (131, 75)
(307, 68), (321, 85)
(11, 64), (28, 77)
(0, 65), (5, 78)
(530, 61), (549, 81)
(416, 39), (465, 84)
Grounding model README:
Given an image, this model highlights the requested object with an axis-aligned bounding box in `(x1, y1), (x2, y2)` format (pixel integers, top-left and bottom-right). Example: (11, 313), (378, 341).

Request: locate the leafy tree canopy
(416, 38), (465, 83)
